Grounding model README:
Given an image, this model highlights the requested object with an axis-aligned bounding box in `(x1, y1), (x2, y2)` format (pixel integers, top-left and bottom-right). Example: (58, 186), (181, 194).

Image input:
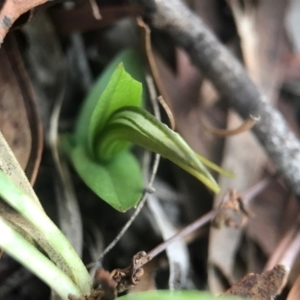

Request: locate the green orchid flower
(62, 49), (231, 211)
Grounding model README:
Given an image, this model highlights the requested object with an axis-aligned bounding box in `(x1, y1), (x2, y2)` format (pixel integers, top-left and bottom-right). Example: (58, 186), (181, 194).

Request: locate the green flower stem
(0, 216), (82, 299)
(0, 170), (92, 295)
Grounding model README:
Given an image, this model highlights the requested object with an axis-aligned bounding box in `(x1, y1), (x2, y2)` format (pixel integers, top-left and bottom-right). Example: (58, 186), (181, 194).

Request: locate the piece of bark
(222, 265), (288, 300)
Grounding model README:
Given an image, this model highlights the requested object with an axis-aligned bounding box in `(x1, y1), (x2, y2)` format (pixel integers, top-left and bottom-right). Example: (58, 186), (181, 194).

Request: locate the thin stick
(146, 175), (273, 261)
(89, 0), (102, 20)
(157, 96), (175, 130)
(137, 17), (176, 130)
(147, 209), (221, 259)
(243, 174), (276, 206)
(202, 114), (260, 137)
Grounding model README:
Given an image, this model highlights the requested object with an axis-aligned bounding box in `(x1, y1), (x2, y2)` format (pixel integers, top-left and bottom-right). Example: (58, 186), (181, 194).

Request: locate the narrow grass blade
(0, 170), (92, 295)
(0, 216), (82, 300)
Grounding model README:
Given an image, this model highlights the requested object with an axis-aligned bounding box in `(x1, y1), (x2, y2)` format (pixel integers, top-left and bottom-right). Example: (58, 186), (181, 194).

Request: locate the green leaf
(119, 291), (235, 300)
(195, 153), (234, 177)
(74, 49), (145, 147)
(63, 50), (225, 212)
(70, 145), (143, 211)
(96, 107), (220, 193)
(0, 169), (92, 295)
(0, 216), (82, 299)
(88, 63), (142, 156)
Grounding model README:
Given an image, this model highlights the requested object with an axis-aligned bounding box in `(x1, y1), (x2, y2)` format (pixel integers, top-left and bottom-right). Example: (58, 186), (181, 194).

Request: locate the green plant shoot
(62, 49), (230, 212)
(119, 291), (237, 300)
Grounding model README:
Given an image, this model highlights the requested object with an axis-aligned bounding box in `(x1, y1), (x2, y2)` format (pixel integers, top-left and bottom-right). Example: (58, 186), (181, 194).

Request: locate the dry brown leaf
(287, 271), (300, 300)
(0, 34), (42, 184)
(129, 259), (158, 293)
(94, 269), (117, 300)
(248, 186), (299, 256)
(0, 0), (49, 44)
(222, 265), (289, 299)
(147, 194), (189, 289)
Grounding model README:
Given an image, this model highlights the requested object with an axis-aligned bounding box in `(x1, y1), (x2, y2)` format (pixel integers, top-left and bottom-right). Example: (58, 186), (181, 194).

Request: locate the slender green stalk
(0, 170), (92, 295)
(0, 216), (82, 299)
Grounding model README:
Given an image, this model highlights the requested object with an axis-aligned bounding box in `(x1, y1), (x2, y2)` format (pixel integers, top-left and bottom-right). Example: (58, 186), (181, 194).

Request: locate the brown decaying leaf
(222, 265), (289, 300)
(0, 34), (42, 184)
(0, 0), (49, 45)
(247, 181), (298, 257)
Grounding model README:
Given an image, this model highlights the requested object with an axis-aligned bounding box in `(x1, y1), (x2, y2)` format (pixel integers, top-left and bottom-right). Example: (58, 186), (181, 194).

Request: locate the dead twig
(202, 114), (259, 137)
(137, 17), (176, 130)
(135, 0), (300, 200)
(147, 209), (220, 260)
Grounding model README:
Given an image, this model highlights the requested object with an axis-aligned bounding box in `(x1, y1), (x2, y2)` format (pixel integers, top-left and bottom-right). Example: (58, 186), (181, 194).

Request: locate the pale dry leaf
(247, 184), (298, 257)
(147, 194), (190, 290)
